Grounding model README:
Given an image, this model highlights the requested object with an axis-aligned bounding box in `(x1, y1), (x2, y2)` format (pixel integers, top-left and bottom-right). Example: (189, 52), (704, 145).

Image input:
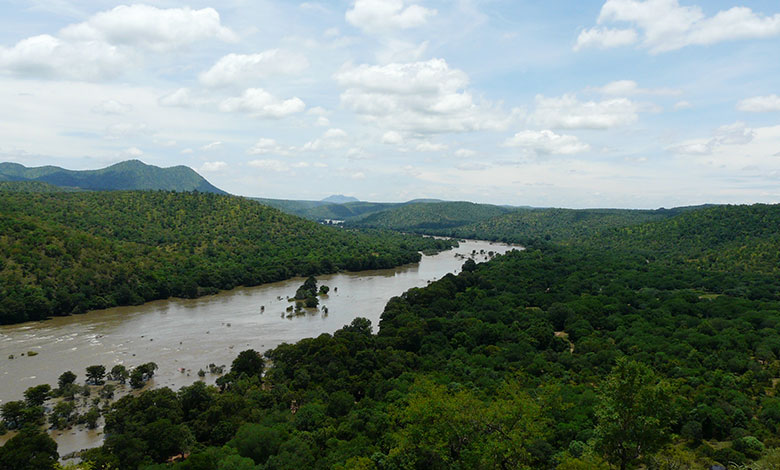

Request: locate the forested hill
(445, 207), (681, 243)
(593, 203), (780, 275)
(26, 202), (780, 469)
(0, 190), (454, 324)
(345, 201), (512, 231)
(252, 197), (401, 221)
(0, 160), (226, 194)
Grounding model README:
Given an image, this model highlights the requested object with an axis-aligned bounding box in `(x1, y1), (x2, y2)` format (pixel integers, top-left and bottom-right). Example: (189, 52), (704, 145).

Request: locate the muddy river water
(0, 240), (517, 455)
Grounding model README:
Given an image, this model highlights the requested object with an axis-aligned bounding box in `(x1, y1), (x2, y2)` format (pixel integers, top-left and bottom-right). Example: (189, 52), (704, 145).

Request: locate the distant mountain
(322, 194), (360, 204)
(0, 160), (226, 194)
(345, 201), (512, 231)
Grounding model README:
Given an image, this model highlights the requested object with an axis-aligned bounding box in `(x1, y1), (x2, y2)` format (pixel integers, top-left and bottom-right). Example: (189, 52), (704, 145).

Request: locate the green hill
(252, 197), (402, 221)
(592, 203), (780, 275)
(345, 201), (512, 231)
(445, 207), (686, 243)
(0, 160), (226, 193)
(0, 190), (454, 324)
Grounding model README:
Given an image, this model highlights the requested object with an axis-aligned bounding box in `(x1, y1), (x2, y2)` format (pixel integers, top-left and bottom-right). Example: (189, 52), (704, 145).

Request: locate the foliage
(0, 425), (59, 470)
(6, 202), (780, 469)
(594, 359), (671, 469)
(346, 201), (511, 231)
(0, 190), (455, 324)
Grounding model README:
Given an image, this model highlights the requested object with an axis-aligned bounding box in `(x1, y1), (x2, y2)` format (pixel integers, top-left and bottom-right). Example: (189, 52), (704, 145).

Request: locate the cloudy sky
(1, 0), (780, 208)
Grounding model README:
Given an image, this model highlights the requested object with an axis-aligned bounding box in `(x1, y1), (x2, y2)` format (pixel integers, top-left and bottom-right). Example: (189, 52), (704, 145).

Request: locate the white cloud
(200, 161), (227, 172)
(200, 141), (222, 151)
(247, 138), (285, 155)
(577, 0), (780, 54)
(0, 5), (237, 80)
(92, 99), (132, 115)
(574, 27), (638, 51)
(714, 121), (754, 145)
(301, 128), (349, 151)
(335, 59), (510, 133)
(124, 146), (143, 157)
(158, 88), (195, 107)
(0, 34), (126, 80)
(346, 0), (436, 34)
(416, 142), (448, 152)
(181, 148), (194, 154)
(737, 94), (780, 112)
(381, 130), (403, 144)
(60, 5), (237, 52)
(323, 128), (348, 139)
(670, 121), (755, 155)
(454, 149), (476, 158)
(531, 94), (640, 129)
(674, 100), (692, 110)
(504, 130), (591, 155)
(248, 159), (289, 172)
(199, 50), (309, 87)
(219, 88), (305, 118)
(592, 80), (680, 96)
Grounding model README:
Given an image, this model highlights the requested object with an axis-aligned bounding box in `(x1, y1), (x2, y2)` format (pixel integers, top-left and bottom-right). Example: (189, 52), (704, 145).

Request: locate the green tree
(231, 350), (265, 378)
(57, 371), (77, 389)
(594, 359), (671, 470)
(23, 384), (51, 406)
(50, 401), (76, 429)
(1, 401), (26, 429)
(86, 365), (106, 385)
(0, 425), (59, 470)
(109, 364), (129, 384)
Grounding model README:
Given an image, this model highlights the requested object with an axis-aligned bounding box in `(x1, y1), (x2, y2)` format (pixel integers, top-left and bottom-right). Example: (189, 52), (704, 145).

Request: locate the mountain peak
(322, 194), (359, 204)
(0, 160), (226, 194)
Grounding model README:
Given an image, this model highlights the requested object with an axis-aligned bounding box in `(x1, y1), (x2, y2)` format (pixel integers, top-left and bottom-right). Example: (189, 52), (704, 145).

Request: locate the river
(0, 239), (517, 455)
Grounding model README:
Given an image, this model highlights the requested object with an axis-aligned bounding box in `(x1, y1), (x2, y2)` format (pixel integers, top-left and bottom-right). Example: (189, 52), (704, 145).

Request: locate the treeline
(3, 204), (776, 469)
(0, 189), (455, 324)
(343, 203), (702, 244)
(447, 207), (688, 243)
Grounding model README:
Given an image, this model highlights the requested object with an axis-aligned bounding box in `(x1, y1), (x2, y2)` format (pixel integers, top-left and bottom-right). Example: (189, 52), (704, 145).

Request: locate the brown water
(0, 240), (517, 455)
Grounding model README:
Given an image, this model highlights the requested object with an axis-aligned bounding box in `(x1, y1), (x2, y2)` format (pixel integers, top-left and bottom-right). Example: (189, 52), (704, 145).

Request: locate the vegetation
(252, 197), (403, 222)
(4, 202), (780, 469)
(445, 207), (689, 243)
(0, 160), (226, 193)
(345, 201), (512, 231)
(0, 189), (455, 324)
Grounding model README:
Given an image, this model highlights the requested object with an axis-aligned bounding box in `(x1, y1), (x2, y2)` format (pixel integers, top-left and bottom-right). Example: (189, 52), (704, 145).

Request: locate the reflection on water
(0, 240), (517, 456)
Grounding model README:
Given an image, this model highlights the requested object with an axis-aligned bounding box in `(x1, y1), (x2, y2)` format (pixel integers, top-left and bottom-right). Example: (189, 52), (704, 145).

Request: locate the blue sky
(1, 0), (779, 208)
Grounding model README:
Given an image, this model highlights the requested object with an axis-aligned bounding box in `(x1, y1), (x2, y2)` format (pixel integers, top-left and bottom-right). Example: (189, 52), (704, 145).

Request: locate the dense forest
(0, 188), (454, 324)
(3, 203), (780, 469)
(341, 203), (707, 244)
(444, 207), (693, 243)
(345, 201), (512, 231)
